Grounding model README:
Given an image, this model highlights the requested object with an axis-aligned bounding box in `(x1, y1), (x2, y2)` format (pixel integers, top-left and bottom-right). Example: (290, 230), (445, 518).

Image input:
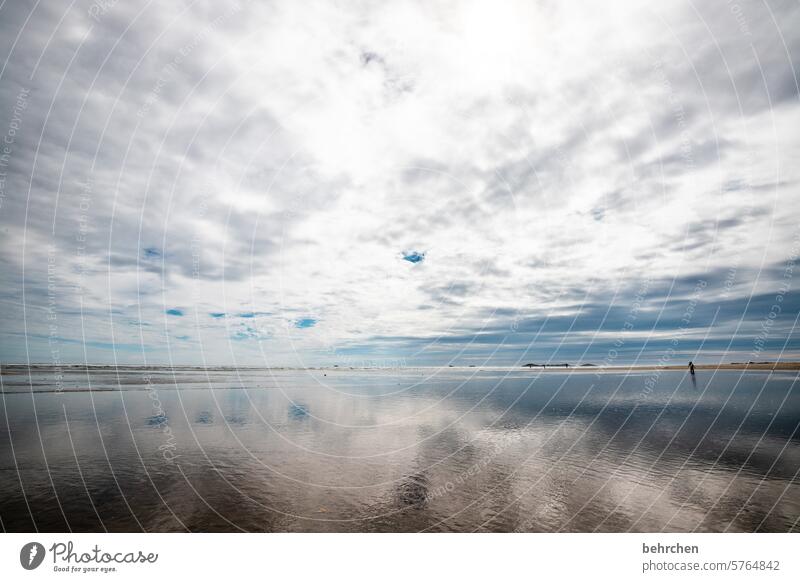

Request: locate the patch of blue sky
(238, 311), (270, 318)
(84, 340), (146, 352)
(402, 250), (425, 264)
(231, 325), (270, 341)
(22, 334), (147, 352)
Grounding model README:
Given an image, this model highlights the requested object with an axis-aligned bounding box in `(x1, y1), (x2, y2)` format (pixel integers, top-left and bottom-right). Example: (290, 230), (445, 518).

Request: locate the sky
(0, 0), (798, 367)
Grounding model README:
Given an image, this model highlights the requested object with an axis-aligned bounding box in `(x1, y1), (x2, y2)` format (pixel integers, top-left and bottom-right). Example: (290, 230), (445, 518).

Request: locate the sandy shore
(568, 362), (800, 372)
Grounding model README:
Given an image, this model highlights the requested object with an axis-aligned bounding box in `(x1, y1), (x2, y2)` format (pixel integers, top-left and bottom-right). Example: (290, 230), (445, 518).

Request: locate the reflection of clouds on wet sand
(0, 368), (798, 532)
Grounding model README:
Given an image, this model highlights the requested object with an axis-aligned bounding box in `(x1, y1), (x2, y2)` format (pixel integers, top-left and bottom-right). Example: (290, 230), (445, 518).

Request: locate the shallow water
(1, 367), (798, 532)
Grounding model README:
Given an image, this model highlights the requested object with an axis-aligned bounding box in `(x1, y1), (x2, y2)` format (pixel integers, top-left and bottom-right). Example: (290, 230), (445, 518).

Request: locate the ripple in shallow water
(1, 368), (798, 532)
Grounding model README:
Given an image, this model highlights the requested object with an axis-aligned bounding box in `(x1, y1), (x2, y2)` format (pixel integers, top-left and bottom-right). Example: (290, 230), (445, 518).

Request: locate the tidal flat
(1, 366), (798, 532)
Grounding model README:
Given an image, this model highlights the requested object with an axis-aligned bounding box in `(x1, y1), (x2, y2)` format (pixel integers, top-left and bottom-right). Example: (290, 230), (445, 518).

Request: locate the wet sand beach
(1, 366), (798, 532)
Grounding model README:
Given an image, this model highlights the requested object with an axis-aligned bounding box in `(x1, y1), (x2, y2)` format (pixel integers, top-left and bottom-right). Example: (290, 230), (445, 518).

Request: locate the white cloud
(1, 0), (798, 365)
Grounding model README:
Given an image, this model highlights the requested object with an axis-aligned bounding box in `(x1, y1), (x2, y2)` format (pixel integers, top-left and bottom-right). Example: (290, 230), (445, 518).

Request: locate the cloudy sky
(0, 0), (798, 366)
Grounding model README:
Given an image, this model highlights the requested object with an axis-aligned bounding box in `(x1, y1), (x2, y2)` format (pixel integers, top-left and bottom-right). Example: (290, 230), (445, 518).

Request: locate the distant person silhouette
(688, 361), (695, 375)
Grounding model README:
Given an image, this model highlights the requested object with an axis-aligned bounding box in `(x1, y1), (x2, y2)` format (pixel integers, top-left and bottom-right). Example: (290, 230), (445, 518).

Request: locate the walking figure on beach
(688, 361), (695, 375)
